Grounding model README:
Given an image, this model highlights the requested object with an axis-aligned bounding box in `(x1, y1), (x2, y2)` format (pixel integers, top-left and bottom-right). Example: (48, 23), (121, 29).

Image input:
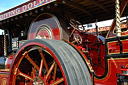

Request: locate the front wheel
(8, 39), (92, 85)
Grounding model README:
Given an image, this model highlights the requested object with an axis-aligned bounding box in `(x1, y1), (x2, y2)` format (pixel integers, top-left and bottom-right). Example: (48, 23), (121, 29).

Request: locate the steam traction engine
(0, 0), (128, 85)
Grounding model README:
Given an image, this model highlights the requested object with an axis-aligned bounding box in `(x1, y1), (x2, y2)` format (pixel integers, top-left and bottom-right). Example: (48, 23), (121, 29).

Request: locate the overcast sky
(0, 0), (29, 13)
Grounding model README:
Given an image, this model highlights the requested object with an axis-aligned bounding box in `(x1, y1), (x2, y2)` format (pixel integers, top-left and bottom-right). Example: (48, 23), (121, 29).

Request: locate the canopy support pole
(4, 28), (7, 56)
(116, 0), (121, 37)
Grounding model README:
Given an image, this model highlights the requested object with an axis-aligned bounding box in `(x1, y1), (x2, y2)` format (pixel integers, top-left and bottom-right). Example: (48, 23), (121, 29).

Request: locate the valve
(121, 67), (128, 76)
(117, 67), (128, 85)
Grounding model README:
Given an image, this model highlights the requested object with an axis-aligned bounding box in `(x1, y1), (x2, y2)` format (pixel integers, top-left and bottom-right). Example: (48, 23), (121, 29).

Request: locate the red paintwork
(37, 29), (50, 39)
(121, 68), (128, 71)
(0, 0), (128, 84)
(8, 42), (67, 85)
(108, 40), (128, 54)
(52, 28), (61, 40)
(1, 15), (127, 85)
(5, 53), (15, 69)
(28, 13), (62, 40)
(95, 58), (128, 85)
(68, 28), (105, 76)
(0, 73), (8, 85)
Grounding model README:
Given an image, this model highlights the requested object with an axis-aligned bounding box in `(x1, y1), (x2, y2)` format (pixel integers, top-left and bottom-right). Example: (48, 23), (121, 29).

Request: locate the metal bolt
(121, 66), (124, 68)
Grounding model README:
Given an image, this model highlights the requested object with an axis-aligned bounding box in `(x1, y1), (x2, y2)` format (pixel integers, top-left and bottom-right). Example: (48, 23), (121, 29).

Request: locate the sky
(0, 0), (29, 13)
(0, 0), (29, 34)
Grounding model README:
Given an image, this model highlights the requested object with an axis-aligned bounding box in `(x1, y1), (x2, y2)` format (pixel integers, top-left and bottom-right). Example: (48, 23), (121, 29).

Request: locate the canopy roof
(0, 0), (128, 25)
(57, 0), (128, 23)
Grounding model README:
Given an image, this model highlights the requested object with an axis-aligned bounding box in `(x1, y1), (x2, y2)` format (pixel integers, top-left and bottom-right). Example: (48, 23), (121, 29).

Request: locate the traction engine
(0, 0), (128, 85)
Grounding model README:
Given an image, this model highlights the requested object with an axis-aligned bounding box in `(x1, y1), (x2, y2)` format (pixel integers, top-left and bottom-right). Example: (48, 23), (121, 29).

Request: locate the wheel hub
(33, 77), (44, 85)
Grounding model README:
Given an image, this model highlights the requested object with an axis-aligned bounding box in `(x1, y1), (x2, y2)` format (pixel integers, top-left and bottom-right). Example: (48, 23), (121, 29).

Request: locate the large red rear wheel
(8, 39), (92, 85)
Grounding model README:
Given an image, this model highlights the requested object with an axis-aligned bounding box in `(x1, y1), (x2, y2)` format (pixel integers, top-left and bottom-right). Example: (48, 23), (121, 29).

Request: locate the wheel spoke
(25, 54), (40, 71)
(45, 62), (55, 80)
(48, 60), (55, 65)
(53, 63), (57, 81)
(39, 50), (49, 72)
(39, 59), (44, 77)
(32, 67), (36, 78)
(50, 78), (64, 85)
(18, 70), (34, 81)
